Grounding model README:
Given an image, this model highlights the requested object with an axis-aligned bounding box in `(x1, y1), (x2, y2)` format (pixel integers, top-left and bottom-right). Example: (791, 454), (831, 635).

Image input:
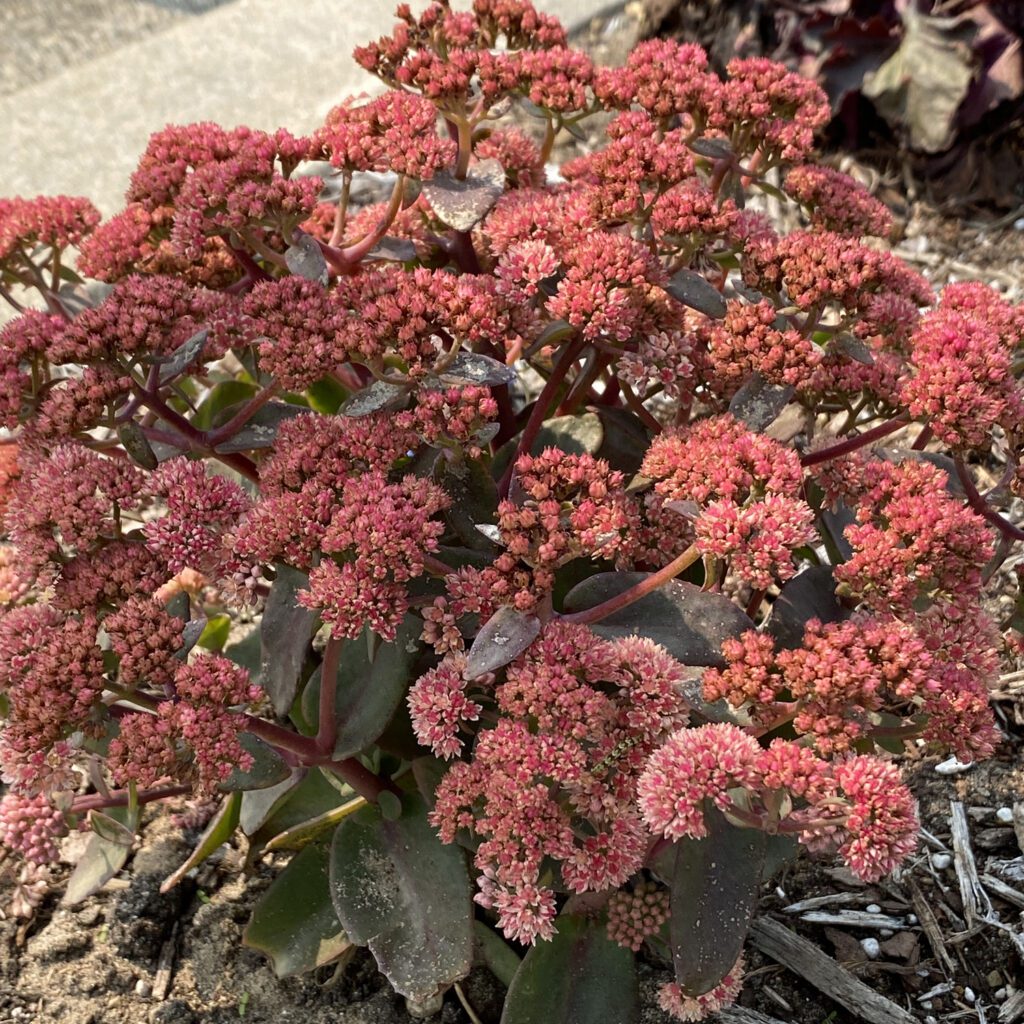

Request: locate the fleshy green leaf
(118, 422), (158, 470)
(301, 616), (422, 759)
(240, 770), (306, 836)
(765, 566), (845, 650)
(329, 791), (474, 1005)
(157, 328), (209, 384)
(563, 574), (754, 668)
(63, 803), (139, 905)
(218, 733), (291, 793)
(243, 842), (351, 977)
(284, 231), (329, 286)
(197, 613), (232, 651)
(662, 807), (765, 996)
(534, 412), (603, 456)
(474, 920), (522, 988)
(465, 605), (540, 679)
(728, 373), (794, 431)
(501, 914), (638, 1024)
(665, 269), (727, 319)
(194, 380), (259, 431)
(251, 766), (345, 848)
(423, 158), (505, 232)
(161, 792), (241, 893)
(260, 566), (319, 716)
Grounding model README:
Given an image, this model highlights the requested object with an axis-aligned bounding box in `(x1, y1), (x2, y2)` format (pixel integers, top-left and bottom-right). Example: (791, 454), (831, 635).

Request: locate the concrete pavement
(0, 0), (604, 216)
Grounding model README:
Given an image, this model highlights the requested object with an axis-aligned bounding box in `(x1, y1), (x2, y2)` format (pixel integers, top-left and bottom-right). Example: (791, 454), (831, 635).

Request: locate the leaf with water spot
(661, 807), (765, 996)
(328, 791), (473, 1006)
(423, 159), (505, 232)
(665, 269), (727, 319)
(465, 606), (541, 679)
(728, 372), (795, 431)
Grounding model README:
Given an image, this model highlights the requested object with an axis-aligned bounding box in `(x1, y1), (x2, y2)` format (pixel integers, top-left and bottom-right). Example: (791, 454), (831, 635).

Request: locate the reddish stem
(954, 456), (1024, 543)
(561, 543), (701, 626)
(206, 384), (280, 446)
(497, 336), (584, 499)
(800, 416), (908, 467)
(70, 784), (190, 815)
(315, 635), (344, 756)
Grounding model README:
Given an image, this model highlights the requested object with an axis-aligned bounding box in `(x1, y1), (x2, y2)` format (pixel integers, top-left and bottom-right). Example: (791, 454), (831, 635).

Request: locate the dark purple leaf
(423, 158), (505, 232)
(465, 606), (541, 679)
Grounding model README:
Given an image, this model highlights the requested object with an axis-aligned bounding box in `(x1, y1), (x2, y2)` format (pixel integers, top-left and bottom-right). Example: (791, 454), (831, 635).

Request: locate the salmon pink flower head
(0, 194), (100, 262)
(785, 164), (892, 238)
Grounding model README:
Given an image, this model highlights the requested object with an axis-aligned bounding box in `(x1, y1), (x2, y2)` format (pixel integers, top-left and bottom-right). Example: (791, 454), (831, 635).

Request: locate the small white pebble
(931, 853), (953, 870)
(866, 903), (881, 913)
(997, 807), (1014, 824)
(996, 988), (1008, 1002)
(134, 980), (151, 998)
(861, 937), (881, 959)
(924, 1017), (938, 1024)
(935, 756), (974, 775)
(964, 987), (976, 1004)
(1014, 217), (1024, 231)
(921, 1002), (933, 1011)
(775, 886), (786, 900)
(879, 928), (894, 938)
(907, 914), (918, 925)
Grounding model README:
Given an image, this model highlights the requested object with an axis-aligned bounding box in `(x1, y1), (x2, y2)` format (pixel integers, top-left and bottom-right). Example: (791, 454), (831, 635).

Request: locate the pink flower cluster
(0, 791), (66, 865)
(637, 722), (918, 883)
(605, 881), (670, 952)
(785, 164), (892, 238)
(0, 606), (105, 792)
(658, 956), (745, 1023)
(298, 471), (449, 641)
(0, 195), (99, 262)
(704, 614), (1000, 760)
(699, 297), (822, 395)
(108, 654), (261, 794)
(827, 456), (993, 611)
(144, 457), (251, 575)
(429, 623), (689, 944)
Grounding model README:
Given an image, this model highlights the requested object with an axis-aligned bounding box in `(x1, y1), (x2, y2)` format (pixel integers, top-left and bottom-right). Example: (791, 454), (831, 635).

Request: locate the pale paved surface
(0, 0), (602, 216)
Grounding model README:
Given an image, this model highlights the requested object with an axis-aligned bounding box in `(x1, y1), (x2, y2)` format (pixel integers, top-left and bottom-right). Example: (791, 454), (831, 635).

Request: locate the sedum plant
(0, 1), (1021, 1018)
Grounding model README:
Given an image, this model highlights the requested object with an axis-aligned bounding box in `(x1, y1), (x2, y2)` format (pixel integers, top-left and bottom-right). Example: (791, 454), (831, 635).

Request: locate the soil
(4, 4), (1024, 1024)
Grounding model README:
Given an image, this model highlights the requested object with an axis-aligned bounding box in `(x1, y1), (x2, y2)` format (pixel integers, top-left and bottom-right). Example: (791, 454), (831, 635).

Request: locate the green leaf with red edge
(500, 913), (639, 1024)
(300, 616), (422, 759)
(243, 841), (352, 977)
(63, 803), (139, 905)
(563, 574), (754, 668)
(659, 807), (765, 996)
(328, 791), (474, 1008)
(260, 565), (319, 716)
(161, 792), (241, 893)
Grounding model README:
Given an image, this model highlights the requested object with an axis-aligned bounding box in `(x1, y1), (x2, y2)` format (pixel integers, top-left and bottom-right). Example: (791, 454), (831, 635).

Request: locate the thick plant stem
(497, 336), (585, 499)
(561, 543), (702, 625)
(315, 635), (344, 755)
(800, 416), (908, 467)
(322, 757), (401, 802)
(955, 456), (1024, 542)
(70, 784), (190, 815)
(206, 384), (280, 446)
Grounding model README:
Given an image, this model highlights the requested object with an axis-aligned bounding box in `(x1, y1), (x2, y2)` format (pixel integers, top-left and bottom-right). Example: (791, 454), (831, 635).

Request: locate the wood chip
(748, 917), (917, 1024)
(908, 879), (955, 975)
(1013, 804), (1024, 857)
(951, 800), (994, 926)
(799, 910), (910, 930)
(783, 892), (863, 914)
(1000, 989), (1024, 1024)
(714, 1008), (790, 1024)
(151, 921), (179, 1002)
(981, 874), (1024, 911)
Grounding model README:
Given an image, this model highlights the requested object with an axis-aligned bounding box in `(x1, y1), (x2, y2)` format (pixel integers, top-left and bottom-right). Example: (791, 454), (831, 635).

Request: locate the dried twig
(151, 921), (179, 1002)
(951, 801), (994, 927)
(748, 917), (917, 1024)
(908, 879), (955, 975)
